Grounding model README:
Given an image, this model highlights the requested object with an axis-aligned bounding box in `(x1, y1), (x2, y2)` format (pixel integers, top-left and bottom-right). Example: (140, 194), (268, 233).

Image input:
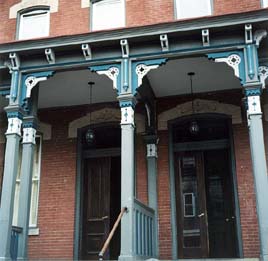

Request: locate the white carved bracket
(147, 143), (158, 158)
(22, 127), (36, 144)
(96, 67), (119, 90)
(25, 76), (48, 98)
(6, 117), (22, 136)
(258, 66), (268, 89)
(135, 64), (159, 87)
(121, 106), (134, 125)
(247, 95), (262, 115)
(214, 54), (241, 78)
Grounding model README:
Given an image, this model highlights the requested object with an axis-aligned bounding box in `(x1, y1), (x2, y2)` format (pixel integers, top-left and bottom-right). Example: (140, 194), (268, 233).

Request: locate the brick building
(0, 0), (268, 260)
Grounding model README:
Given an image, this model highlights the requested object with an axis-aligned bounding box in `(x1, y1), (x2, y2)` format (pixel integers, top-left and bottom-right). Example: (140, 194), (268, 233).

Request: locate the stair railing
(99, 207), (127, 261)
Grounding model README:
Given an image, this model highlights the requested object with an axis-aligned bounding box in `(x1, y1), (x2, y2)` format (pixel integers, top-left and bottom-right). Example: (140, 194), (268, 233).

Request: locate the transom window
(91, 0), (125, 31)
(18, 9), (50, 40)
(175, 0), (212, 19)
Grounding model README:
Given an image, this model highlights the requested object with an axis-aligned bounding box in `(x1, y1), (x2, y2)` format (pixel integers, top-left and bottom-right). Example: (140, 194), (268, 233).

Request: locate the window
(175, 0), (212, 19)
(13, 136), (42, 235)
(262, 0), (268, 7)
(91, 0), (125, 31)
(18, 9), (50, 40)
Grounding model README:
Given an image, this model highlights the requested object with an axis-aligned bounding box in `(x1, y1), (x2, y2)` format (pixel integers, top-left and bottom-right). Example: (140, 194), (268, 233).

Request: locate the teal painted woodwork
(246, 45), (256, 80)
(10, 70), (19, 102)
(20, 71), (54, 111)
(131, 58), (167, 93)
(207, 50), (246, 85)
(244, 87), (262, 97)
(123, 58), (129, 92)
(89, 63), (122, 94)
(6, 110), (23, 119)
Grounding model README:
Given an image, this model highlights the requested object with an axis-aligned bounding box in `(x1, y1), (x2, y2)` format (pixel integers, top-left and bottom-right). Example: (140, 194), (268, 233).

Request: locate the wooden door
(81, 157), (111, 260)
(204, 149), (237, 257)
(175, 152), (209, 258)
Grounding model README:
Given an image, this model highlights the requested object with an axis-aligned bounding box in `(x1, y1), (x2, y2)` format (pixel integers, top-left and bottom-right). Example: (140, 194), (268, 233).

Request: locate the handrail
(99, 207), (127, 261)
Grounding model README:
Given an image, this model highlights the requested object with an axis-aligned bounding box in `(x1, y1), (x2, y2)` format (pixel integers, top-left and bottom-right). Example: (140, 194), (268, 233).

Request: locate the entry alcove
(171, 114), (240, 259)
(79, 124), (121, 260)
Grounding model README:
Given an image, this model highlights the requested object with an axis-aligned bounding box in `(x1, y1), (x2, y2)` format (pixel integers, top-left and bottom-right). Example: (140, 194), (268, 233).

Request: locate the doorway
(172, 115), (239, 258)
(79, 125), (121, 260)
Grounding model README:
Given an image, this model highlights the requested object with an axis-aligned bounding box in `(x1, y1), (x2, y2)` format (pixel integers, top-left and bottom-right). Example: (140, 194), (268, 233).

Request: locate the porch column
(0, 107), (23, 261)
(245, 87), (268, 261)
(17, 86), (38, 260)
(144, 135), (159, 257)
(16, 118), (37, 260)
(119, 99), (136, 261)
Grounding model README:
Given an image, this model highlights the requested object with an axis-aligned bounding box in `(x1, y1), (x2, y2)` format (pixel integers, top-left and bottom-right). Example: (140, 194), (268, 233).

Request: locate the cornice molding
(1, 9), (268, 54)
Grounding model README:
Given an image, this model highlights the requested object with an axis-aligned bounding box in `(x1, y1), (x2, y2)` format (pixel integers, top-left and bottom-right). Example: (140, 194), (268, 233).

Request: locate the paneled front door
(81, 157), (111, 260)
(175, 149), (237, 258)
(175, 152), (209, 258)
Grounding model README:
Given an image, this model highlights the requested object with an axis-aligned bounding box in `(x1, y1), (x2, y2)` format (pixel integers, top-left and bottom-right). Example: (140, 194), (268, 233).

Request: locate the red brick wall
(0, 0), (263, 44)
(157, 130), (173, 259)
(214, 0), (260, 15)
(233, 124), (260, 257)
(126, 0), (174, 27)
(136, 134), (148, 204)
(50, 0), (89, 38)
(28, 109), (77, 259)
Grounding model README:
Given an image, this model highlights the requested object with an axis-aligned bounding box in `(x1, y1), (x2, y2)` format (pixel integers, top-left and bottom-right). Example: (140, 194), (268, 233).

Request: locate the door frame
(74, 122), (121, 260)
(168, 113), (243, 259)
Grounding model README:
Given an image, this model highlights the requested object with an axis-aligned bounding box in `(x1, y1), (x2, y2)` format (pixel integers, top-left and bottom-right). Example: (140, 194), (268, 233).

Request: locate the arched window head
(18, 7), (50, 40)
(175, 0), (212, 19)
(91, 0), (125, 31)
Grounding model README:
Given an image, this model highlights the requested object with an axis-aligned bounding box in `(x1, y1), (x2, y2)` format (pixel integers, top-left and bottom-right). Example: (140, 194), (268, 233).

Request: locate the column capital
(22, 116), (37, 144)
(4, 106), (24, 136)
(118, 95), (137, 108)
(143, 134), (158, 145)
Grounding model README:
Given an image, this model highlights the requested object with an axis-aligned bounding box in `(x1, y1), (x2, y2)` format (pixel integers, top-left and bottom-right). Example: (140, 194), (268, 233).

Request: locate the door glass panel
(181, 156), (201, 248)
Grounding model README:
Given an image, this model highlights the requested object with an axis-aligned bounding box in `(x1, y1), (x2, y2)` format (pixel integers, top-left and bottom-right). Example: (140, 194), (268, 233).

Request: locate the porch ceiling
(38, 56), (242, 109)
(148, 57), (242, 97)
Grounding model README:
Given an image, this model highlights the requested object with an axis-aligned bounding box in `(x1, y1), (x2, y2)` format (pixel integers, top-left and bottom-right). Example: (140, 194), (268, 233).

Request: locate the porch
(0, 11), (268, 261)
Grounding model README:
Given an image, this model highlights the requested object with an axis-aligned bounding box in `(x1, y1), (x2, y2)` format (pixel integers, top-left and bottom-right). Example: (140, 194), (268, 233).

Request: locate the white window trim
(18, 9), (50, 40)
(262, 0), (268, 7)
(9, 0), (58, 19)
(13, 135), (42, 236)
(174, 0), (213, 20)
(90, 0), (126, 31)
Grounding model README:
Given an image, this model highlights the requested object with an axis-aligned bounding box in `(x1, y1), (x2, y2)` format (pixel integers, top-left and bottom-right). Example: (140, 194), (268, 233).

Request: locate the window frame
(174, 0), (213, 20)
(12, 135), (43, 236)
(90, 0), (126, 31)
(16, 6), (50, 40)
(262, 0), (268, 7)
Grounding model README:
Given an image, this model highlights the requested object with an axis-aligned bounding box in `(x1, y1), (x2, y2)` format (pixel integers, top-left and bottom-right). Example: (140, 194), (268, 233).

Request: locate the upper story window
(18, 8), (50, 40)
(91, 0), (125, 31)
(175, 0), (212, 19)
(262, 0), (268, 7)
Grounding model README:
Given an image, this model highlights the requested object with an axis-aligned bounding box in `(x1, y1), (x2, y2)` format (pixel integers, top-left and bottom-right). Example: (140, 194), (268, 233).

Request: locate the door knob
(198, 213), (205, 217)
(225, 218), (230, 222)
